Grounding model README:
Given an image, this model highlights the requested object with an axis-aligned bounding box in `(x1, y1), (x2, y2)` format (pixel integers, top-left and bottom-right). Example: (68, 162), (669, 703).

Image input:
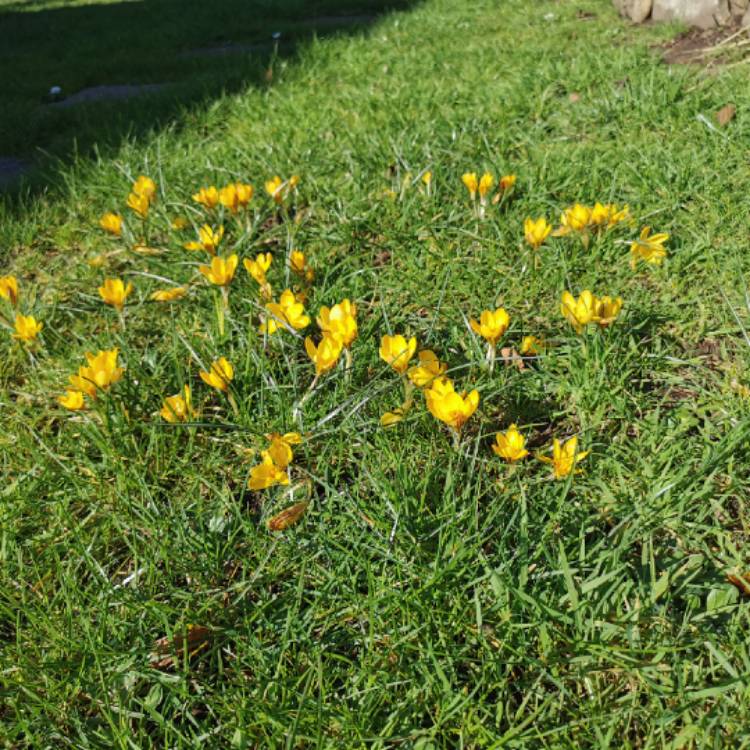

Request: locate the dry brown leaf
(268, 501), (308, 531)
(727, 571), (750, 596)
(149, 624), (211, 670)
(499, 347), (526, 371)
(716, 103), (736, 127)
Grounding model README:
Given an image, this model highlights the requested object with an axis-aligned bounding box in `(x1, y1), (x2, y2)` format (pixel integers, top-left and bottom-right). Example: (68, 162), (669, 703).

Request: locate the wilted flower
(524, 217), (552, 249)
(470, 308), (510, 346)
(380, 407), (409, 427)
(425, 377), (479, 433)
(160, 385), (195, 423)
(538, 436), (589, 479)
(379, 334), (417, 375)
(219, 182), (253, 213)
(317, 299), (358, 348)
(58, 389), (85, 411)
(199, 357), (234, 391)
(561, 290), (597, 333)
(151, 286), (187, 302)
(184, 224), (224, 255)
(126, 192), (149, 218)
(0, 275), (19, 305)
(492, 424), (529, 462)
(99, 212), (123, 236)
(261, 289), (310, 334)
(461, 172), (478, 200)
(407, 349), (447, 387)
(630, 227), (669, 269)
(594, 296), (623, 327)
(192, 186), (220, 209)
(99, 278), (133, 310)
(268, 501), (308, 531)
(199, 254), (238, 286)
(499, 174), (516, 192)
(305, 333), (343, 376)
(13, 314), (43, 343)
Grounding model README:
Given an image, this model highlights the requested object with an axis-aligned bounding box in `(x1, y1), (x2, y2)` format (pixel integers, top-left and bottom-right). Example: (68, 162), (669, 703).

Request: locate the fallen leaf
(268, 501), (308, 531)
(727, 571), (750, 596)
(150, 624), (211, 670)
(499, 347), (526, 371)
(569, 92), (581, 103)
(716, 103), (736, 127)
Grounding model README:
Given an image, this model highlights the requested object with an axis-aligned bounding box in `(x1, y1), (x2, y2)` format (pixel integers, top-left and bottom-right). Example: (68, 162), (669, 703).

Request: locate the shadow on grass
(0, 0), (419, 196)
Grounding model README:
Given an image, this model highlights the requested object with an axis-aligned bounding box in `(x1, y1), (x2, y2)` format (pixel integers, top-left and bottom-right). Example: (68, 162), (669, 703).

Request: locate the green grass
(3, 0), (750, 746)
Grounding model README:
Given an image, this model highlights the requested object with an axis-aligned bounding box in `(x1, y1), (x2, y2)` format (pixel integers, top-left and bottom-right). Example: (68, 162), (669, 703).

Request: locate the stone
(613, 0), (653, 22)
(652, 0), (731, 28)
(744, 6), (750, 24)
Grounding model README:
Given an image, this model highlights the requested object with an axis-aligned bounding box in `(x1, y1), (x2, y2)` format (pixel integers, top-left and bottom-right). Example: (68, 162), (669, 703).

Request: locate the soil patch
(661, 24), (747, 65)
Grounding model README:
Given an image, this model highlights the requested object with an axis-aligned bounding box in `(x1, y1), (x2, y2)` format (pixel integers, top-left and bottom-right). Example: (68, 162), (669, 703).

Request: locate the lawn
(3, 0), (750, 746)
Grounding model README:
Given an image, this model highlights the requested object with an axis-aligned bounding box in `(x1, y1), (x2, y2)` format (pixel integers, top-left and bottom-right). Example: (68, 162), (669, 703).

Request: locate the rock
(613, 0), (653, 22)
(729, 0), (750, 16)
(652, 0), (731, 28)
(744, 6), (750, 24)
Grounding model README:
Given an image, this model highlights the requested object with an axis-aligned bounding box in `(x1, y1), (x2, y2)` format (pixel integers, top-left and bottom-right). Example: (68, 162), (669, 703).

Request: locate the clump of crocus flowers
(248, 432), (302, 490)
(561, 290), (622, 333)
(59, 348), (124, 410)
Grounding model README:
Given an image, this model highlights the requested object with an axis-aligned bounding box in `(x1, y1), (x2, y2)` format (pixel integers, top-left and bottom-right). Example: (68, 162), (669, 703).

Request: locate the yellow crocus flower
(524, 217), (552, 249)
(160, 385), (195, 423)
(478, 172), (495, 200)
(556, 204), (591, 235)
(538, 436), (589, 479)
(630, 227), (669, 269)
(265, 175), (298, 204)
(379, 334), (417, 375)
(492, 424), (529, 462)
(99, 278), (133, 310)
(519, 335), (543, 355)
(171, 216), (190, 230)
(407, 349), (447, 388)
(589, 202), (610, 227)
(69, 349), (124, 399)
(199, 254), (238, 286)
(461, 172), (478, 200)
(261, 290), (310, 334)
(265, 432), (302, 469)
(99, 212), (123, 236)
(248, 451), (290, 490)
(422, 171), (432, 186)
(184, 224), (224, 255)
(594, 296), (623, 327)
(126, 192), (149, 218)
(151, 287), (187, 302)
(470, 308), (510, 346)
(199, 357), (234, 392)
(304, 333), (343, 376)
(132, 175), (156, 201)
(243, 252), (273, 286)
(424, 377), (479, 433)
(561, 290), (597, 333)
(606, 203), (629, 227)
(0, 275), (19, 305)
(317, 299), (358, 348)
(58, 390), (85, 411)
(13, 314), (43, 343)
(192, 186), (220, 209)
(219, 182), (253, 213)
